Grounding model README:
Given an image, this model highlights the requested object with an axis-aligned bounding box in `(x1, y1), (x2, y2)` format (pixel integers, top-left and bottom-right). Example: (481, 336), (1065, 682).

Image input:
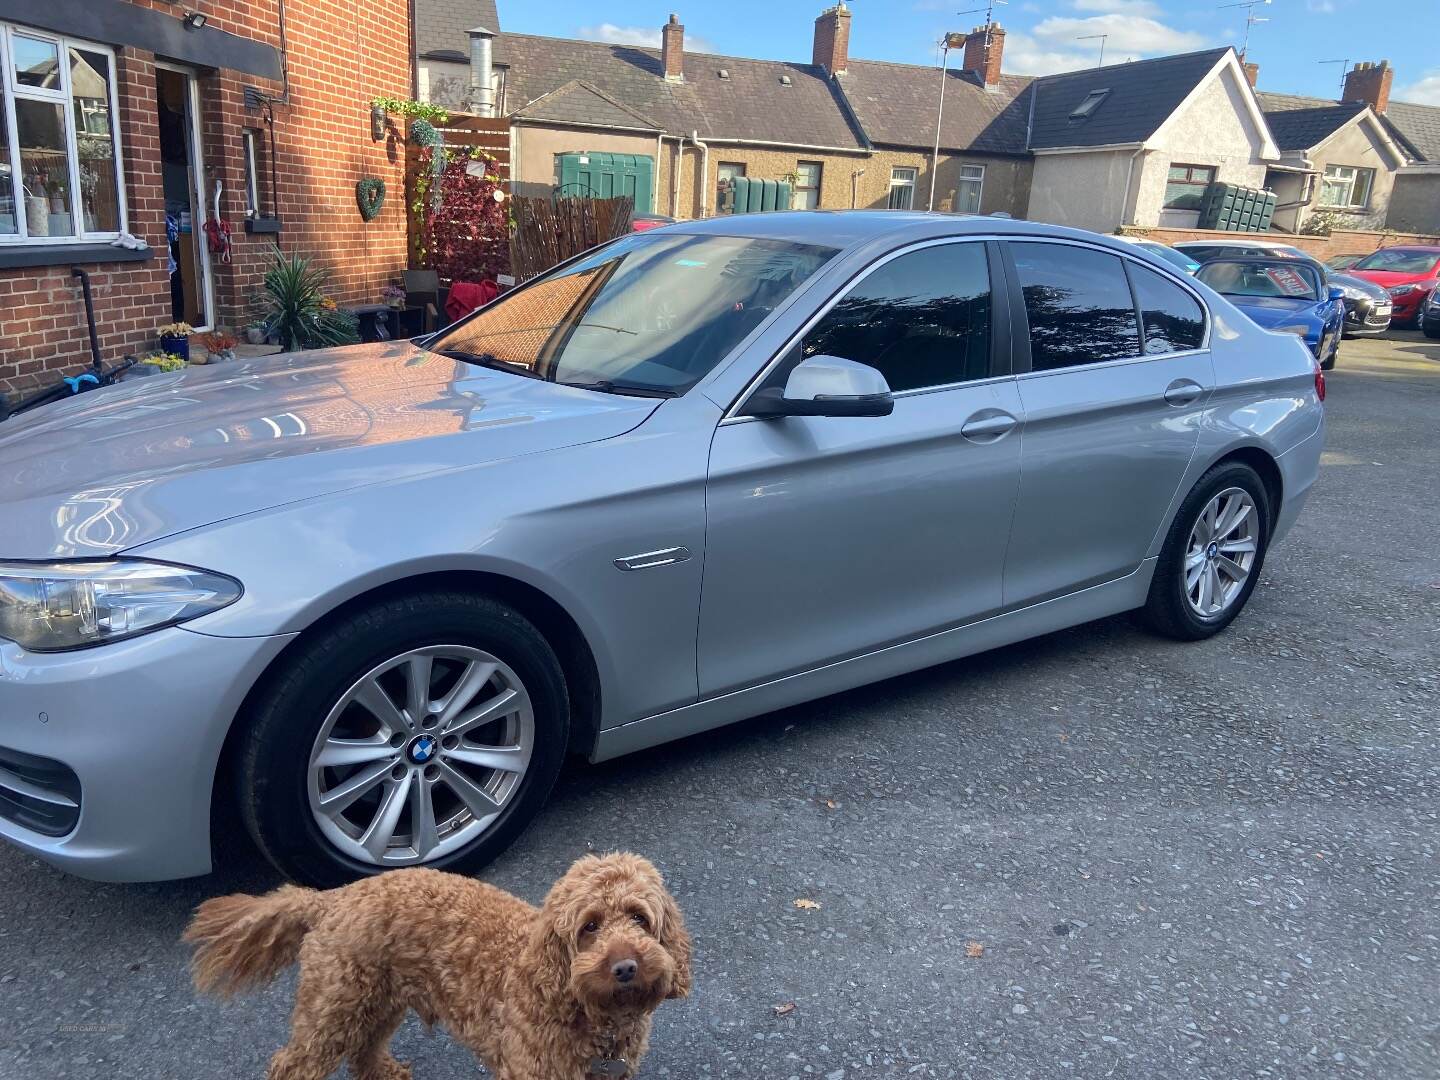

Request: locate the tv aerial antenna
(1077, 33), (1109, 67)
(1219, 0), (1272, 60)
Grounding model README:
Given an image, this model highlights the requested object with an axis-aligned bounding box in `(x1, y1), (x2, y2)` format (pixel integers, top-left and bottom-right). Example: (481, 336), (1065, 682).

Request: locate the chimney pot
(662, 13), (685, 83)
(1342, 58), (1392, 114)
(1242, 61), (1259, 88)
(812, 3), (852, 76)
(961, 21), (1006, 86)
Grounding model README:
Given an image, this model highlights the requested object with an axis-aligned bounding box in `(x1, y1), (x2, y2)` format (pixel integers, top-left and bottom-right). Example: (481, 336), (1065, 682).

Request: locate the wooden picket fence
(509, 195), (635, 282)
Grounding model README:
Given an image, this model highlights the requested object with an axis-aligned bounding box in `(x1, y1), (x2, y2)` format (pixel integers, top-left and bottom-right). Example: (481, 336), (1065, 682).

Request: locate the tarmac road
(1, 330), (1437, 1079)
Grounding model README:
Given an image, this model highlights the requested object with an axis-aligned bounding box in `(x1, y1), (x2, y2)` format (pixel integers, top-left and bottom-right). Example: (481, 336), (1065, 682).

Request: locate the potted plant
(251, 246), (360, 352)
(196, 330), (239, 363)
(156, 321), (194, 362)
(381, 284), (407, 310)
(139, 351), (187, 373)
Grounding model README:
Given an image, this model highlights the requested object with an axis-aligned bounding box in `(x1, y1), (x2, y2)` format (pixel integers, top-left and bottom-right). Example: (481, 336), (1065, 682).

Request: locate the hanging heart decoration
(355, 177), (387, 221)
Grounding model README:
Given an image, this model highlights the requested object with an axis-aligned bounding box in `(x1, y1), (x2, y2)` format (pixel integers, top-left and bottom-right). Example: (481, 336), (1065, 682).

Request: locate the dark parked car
(1196, 257), (1344, 369)
(1422, 288), (1440, 339)
(1176, 240), (1389, 338)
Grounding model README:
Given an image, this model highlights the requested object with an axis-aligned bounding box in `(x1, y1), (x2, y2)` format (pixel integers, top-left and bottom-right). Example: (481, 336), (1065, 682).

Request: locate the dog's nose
(612, 959), (638, 984)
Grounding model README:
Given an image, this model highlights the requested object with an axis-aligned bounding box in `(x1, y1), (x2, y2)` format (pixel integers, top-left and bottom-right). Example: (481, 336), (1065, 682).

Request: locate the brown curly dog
(182, 853), (691, 1080)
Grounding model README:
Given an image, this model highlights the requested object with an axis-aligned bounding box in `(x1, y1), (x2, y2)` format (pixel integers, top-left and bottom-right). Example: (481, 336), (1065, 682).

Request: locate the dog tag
(588, 1057), (629, 1078)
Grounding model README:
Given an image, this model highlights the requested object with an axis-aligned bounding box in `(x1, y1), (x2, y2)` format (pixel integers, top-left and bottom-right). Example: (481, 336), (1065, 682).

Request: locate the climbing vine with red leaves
(415, 146), (511, 284)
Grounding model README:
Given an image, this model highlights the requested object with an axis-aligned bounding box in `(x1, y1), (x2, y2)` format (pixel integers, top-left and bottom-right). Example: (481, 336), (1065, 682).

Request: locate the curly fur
(182, 853), (691, 1080)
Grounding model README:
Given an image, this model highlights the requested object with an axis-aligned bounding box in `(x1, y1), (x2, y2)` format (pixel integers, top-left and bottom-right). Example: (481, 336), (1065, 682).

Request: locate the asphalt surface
(2, 331), (1438, 1080)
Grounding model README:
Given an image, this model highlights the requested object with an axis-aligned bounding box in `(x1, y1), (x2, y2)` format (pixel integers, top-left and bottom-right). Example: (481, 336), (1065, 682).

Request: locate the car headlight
(0, 560), (241, 652)
(1388, 283), (1420, 296)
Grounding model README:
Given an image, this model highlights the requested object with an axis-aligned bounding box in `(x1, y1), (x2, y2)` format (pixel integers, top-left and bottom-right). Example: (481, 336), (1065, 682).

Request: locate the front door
(154, 65), (213, 329)
(698, 239), (1024, 697)
(1000, 239), (1213, 607)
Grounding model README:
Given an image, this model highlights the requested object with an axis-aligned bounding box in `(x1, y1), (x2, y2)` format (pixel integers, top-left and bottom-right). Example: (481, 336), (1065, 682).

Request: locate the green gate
(554, 152), (655, 212)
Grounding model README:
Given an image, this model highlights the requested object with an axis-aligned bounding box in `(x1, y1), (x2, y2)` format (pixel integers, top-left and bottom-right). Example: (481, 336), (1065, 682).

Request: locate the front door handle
(960, 410), (1018, 442)
(1163, 379), (1205, 407)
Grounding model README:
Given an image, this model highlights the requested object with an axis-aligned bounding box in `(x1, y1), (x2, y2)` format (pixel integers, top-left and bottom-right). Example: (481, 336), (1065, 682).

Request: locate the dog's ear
(522, 881), (579, 1008)
(657, 887), (692, 1000)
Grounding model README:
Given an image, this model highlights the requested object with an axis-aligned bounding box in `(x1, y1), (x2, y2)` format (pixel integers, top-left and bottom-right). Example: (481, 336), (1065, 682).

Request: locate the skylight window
(1070, 88), (1111, 120)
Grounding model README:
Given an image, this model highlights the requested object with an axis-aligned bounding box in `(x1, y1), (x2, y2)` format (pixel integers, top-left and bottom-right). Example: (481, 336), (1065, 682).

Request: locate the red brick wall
(1, 0), (411, 394)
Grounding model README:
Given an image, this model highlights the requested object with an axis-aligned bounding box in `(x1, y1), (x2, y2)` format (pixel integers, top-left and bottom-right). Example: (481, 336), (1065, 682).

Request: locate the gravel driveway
(2, 331), (1437, 1080)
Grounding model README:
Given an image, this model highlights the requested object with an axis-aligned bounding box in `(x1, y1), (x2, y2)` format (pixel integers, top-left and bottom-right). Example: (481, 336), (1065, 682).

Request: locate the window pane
(1012, 243), (1140, 370)
(887, 170), (915, 211)
(799, 243), (992, 392)
(0, 105), (16, 235)
(795, 161), (821, 211)
(70, 48), (120, 233)
(1318, 179), (1349, 207)
(1351, 168), (1373, 207)
(1129, 263), (1205, 354)
(13, 34), (62, 90)
(16, 99), (75, 237)
(955, 178), (981, 214)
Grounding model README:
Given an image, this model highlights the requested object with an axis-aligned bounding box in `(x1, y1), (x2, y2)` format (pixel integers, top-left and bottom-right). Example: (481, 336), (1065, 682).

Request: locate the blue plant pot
(160, 335), (190, 362)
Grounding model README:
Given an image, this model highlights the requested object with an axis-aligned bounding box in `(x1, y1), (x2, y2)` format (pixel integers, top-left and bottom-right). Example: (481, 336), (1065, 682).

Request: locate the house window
(242, 129), (262, 218)
(1318, 164), (1375, 209)
(0, 24), (125, 242)
(717, 161), (745, 212)
(1163, 164), (1216, 212)
(795, 160), (822, 210)
(954, 163), (984, 214)
(888, 167), (917, 210)
(1070, 89), (1111, 120)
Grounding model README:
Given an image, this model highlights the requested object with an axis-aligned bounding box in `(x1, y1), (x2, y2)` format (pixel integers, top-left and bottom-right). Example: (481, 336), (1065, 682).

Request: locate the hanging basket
(355, 177), (387, 221)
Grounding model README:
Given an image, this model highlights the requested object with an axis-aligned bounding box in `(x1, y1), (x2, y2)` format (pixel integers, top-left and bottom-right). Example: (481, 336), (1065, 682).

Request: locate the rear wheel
(1423, 319), (1440, 341)
(237, 592), (568, 887)
(1140, 462), (1271, 641)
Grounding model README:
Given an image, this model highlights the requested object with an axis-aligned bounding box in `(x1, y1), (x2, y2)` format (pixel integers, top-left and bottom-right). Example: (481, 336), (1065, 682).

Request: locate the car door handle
(1163, 379), (1205, 407)
(960, 410), (1018, 442)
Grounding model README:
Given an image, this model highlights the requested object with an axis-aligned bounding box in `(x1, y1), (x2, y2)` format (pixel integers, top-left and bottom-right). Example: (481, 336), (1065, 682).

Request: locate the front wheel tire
(1140, 462), (1272, 641)
(236, 592), (569, 887)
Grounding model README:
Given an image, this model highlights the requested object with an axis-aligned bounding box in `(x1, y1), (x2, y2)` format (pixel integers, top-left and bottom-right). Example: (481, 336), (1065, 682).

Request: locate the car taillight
(1314, 361), (1326, 402)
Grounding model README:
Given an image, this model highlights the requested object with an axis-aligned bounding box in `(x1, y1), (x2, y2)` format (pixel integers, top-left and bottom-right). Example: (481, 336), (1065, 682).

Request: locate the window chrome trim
(1005, 235), (1213, 361)
(722, 234), (1008, 421)
(1014, 347), (1209, 382)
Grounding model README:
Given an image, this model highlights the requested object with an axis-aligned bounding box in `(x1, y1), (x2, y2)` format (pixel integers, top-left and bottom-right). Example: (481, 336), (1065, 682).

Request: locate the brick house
(0, 0), (411, 394)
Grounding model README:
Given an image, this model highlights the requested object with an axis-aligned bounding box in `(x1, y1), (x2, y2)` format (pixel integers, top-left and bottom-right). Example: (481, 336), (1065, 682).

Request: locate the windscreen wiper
(439, 349), (542, 379)
(562, 379), (679, 398)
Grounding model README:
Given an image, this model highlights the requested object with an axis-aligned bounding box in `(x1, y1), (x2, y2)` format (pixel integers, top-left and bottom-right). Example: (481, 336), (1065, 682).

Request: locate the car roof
(1195, 255), (1323, 272)
(1363, 245), (1440, 254)
(1174, 238), (1300, 250)
(660, 210), (1151, 254)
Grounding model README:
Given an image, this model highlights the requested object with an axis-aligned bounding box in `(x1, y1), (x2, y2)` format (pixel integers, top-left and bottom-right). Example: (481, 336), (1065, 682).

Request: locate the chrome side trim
(613, 546), (693, 572)
(591, 559), (1157, 761)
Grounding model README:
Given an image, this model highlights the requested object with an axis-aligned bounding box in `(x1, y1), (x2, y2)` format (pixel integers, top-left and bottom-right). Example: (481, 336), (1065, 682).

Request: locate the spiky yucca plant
(252, 247), (360, 352)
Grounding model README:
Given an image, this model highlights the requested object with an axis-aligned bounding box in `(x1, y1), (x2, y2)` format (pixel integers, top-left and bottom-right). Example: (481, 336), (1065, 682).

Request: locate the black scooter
(0, 268), (137, 423)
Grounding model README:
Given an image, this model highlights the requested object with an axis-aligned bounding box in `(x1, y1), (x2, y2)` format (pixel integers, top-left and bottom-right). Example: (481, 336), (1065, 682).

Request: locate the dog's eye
(581, 920), (599, 935)
(631, 913), (649, 930)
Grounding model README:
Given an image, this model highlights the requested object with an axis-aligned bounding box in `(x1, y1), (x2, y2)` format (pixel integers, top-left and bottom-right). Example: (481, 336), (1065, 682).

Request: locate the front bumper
(1343, 300), (1391, 336)
(0, 627), (293, 881)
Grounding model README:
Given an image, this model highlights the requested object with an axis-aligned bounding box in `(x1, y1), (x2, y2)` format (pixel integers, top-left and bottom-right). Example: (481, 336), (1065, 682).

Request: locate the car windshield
(1198, 261), (1321, 301)
(426, 233), (837, 396)
(1352, 249), (1440, 274)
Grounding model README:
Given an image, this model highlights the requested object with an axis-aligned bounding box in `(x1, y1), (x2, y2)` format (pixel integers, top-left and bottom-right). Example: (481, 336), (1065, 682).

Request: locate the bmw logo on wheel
(408, 735), (438, 764)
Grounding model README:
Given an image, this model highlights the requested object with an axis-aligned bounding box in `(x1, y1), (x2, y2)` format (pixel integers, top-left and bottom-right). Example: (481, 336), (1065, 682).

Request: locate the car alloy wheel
(306, 645), (534, 867)
(1182, 487), (1258, 619)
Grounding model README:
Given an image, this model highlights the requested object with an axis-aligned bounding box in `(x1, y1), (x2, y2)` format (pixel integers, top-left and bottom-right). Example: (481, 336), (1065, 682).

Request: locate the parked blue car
(1196, 258), (1345, 370)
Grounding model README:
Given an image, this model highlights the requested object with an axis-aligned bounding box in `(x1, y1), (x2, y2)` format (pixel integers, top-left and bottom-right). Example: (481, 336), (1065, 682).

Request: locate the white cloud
(1398, 70), (1440, 105)
(576, 23), (715, 54)
(1031, 14), (1209, 54)
(1001, 33), (1101, 76)
(1073, 0), (1161, 15)
(1305, 0), (1337, 11)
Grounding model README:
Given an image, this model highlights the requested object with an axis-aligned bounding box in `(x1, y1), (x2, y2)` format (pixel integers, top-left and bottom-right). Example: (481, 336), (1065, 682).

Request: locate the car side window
(1011, 242), (1141, 371)
(1128, 263), (1206, 354)
(790, 242), (993, 393)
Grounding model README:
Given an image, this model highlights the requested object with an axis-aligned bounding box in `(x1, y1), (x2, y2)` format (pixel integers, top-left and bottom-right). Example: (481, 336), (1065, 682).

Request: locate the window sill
(0, 243), (155, 271)
(244, 217), (283, 234)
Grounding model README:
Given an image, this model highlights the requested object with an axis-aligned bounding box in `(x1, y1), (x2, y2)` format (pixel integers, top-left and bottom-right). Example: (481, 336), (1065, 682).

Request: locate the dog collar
(587, 1057), (630, 1078)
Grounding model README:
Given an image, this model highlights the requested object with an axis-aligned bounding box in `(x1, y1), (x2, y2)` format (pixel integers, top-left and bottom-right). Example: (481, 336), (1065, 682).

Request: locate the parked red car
(1348, 246), (1440, 326)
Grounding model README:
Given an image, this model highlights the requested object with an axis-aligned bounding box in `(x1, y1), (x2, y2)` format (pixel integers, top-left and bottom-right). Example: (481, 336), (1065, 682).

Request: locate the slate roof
(1257, 92), (1367, 151)
(1027, 47), (1231, 149)
(1385, 100), (1440, 163)
(498, 33), (867, 149)
(419, 0), (504, 64)
(512, 81), (662, 131)
(838, 61), (1033, 155)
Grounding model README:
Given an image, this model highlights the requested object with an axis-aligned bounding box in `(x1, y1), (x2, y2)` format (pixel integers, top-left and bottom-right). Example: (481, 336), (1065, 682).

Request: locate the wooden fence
(509, 195), (635, 282)
(404, 113), (511, 274)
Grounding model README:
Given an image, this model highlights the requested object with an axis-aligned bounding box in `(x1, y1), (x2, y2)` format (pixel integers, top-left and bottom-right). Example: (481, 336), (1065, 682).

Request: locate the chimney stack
(661, 14), (684, 83)
(1343, 60), (1393, 114)
(467, 26), (496, 117)
(962, 23), (1006, 87)
(812, 2), (851, 77)
(1242, 60), (1259, 88)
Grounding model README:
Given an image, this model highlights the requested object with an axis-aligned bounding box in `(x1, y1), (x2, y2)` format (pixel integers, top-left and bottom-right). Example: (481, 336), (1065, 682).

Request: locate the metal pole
(929, 42), (950, 212)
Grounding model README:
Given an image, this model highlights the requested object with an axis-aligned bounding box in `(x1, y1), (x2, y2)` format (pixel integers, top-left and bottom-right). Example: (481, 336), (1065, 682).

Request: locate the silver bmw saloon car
(0, 213), (1324, 885)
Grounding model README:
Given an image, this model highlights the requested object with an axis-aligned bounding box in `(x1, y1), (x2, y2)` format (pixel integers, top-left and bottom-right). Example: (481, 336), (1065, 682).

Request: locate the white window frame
(794, 159), (822, 210)
(0, 22), (127, 245)
(242, 128), (261, 218)
(888, 166), (917, 210)
(1318, 164), (1375, 210)
(955, 163), (984, 213)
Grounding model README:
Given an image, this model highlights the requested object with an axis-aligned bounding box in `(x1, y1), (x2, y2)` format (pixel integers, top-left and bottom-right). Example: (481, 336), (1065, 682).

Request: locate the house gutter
(691, 131), (710, 218)
(671, 134), (686, 218)
(693, 137), (869, 156)
(1121, 146), (1147, 226)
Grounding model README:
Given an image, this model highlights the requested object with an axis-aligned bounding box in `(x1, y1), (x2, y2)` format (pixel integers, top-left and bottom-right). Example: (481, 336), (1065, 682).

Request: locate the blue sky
(500, 0), (1439, 105)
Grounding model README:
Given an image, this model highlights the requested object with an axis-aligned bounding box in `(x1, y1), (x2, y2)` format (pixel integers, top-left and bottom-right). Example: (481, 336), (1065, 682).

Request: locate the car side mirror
(745, 355), (895, 419)
(1327, 286), (1346, 302)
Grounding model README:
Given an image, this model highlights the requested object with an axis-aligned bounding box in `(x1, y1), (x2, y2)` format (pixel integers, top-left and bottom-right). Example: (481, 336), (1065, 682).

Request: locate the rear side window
(796, 242), (993, 392)
(1129, 263), (1205, 354)
(1011, 243), (1140, 371)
